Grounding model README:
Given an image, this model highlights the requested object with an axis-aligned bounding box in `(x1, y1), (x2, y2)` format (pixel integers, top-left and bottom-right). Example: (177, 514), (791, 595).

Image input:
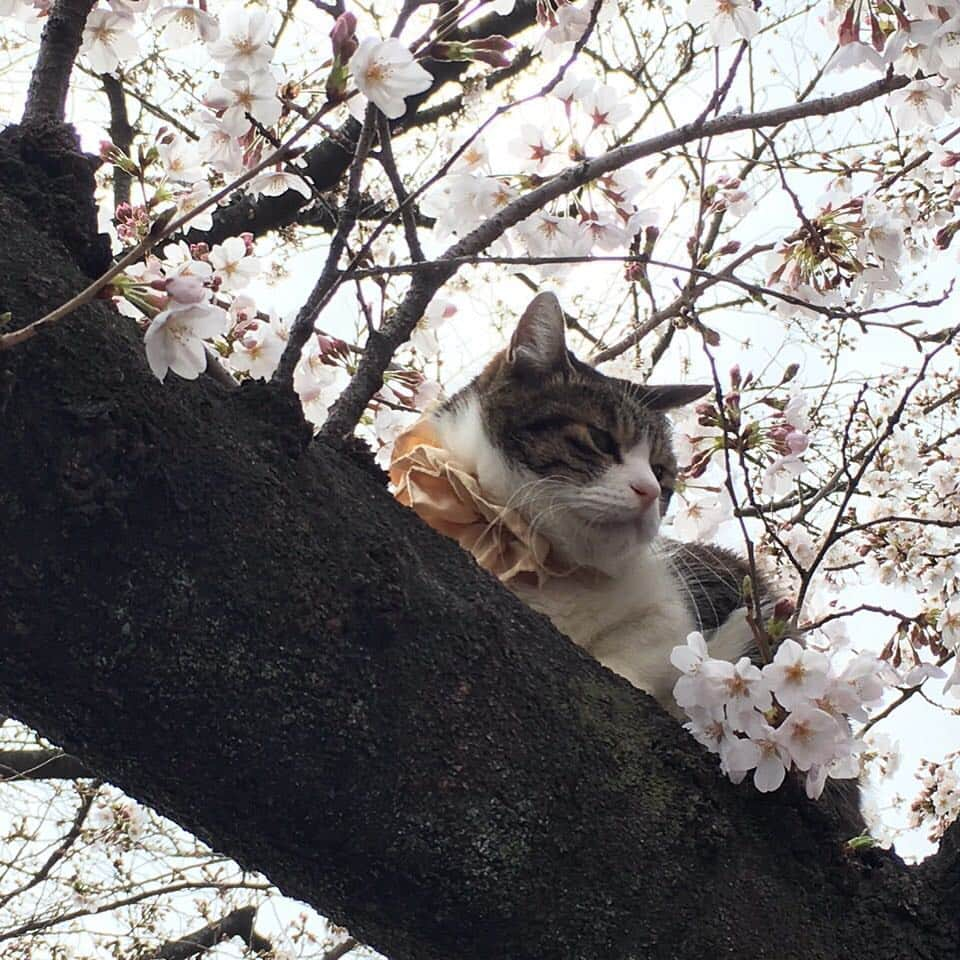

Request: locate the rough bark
(0, 123), (958, 960)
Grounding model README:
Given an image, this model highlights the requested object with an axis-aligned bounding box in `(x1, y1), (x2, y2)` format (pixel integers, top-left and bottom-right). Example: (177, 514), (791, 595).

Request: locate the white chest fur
(512, 553), (695, 710)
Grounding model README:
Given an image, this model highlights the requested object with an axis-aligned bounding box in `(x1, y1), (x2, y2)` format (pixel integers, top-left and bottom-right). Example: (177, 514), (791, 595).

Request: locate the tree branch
(149, 906), (272, 960)
(101, 74), (134, 209)
(0, 749), (93, 780)
(21, 0), (96, 127)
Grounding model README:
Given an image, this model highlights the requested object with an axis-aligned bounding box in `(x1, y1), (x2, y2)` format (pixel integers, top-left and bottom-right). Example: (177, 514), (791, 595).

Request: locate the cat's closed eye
(587, 425), (619, 458)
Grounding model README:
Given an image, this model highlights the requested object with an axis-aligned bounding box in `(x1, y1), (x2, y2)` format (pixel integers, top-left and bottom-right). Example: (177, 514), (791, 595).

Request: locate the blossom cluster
(671, 633), (887, 799)
(910, 751), (960, 840)
(420, 71), (675, 282)
(117, 233), (354, 422)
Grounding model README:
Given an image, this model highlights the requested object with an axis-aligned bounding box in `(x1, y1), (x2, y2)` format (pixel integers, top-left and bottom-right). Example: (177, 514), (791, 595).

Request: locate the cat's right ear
(507, 292), (571, 377)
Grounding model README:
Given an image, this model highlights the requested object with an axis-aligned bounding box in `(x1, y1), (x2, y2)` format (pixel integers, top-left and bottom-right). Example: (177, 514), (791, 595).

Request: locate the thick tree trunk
(0, 122), (956, 960)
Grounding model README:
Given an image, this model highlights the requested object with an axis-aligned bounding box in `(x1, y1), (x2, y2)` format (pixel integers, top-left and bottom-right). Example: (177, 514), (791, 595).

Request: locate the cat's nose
(630, 479), (660, 502)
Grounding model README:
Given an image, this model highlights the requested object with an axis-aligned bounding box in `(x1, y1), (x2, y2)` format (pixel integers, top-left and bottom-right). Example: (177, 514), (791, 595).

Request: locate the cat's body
(431, 293), (760, 710)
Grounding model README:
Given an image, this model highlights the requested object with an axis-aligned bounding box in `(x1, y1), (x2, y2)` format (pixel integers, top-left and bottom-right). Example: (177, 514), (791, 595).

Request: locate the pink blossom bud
(189, 242), (210, 260)
(785, 430), (809, 454)
(99, 140), (116, 161)
(719, 240), (741, 255)
(165, 275), (208, 305)
(430, 41), (468, 62)
(730, 364), (741, 389)
(935, 221), (960, 250)
(773, 597), (796, 621)
(240, 232), (255, 256)
(469, 34), (513, 68)
(869, 12), (884, 52)
(329, 11), (358, 61)
(838, 4), (858, 45)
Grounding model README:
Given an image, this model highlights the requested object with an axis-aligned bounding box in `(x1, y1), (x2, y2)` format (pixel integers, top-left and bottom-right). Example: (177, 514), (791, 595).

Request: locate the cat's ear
(640, 383), (712, 410)
(507, 292), (571, 376)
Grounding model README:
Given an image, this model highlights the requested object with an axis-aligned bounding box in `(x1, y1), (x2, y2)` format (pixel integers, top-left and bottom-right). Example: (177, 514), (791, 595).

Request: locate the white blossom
(762, 638), (829, 710)
(774, 705), (841, 771)
(207, 4), (275, 72)
(247, 168), (312, 200)
(209, 236), (260, 290)
(350, 37), (432, 120)
(205, 69), (281, 137)
(230, 315), (288, 380)
(144, 302), (228, 381)
(687, 0), (761, 46)
(80, 9), (138, 75)
(154, 4), (219, 44)
(889, 80), (950, 132)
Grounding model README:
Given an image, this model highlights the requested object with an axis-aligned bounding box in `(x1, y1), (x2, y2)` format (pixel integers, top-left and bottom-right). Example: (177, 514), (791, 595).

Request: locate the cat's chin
(554, 516), (660, 574)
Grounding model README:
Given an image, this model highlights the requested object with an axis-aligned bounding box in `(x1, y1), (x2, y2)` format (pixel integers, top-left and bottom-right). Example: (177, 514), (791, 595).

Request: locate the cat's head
(438, 292), (711, 574)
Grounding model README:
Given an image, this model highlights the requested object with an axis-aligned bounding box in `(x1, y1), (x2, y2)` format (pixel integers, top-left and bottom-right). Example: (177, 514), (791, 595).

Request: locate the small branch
(21, 0), (96, 126)
(0, 880), (272, 943)
(377, 112), (424, 264)
(272, 103), (379, 387)
(0, 781), (99, 911)
(149, 905), (272, 960)
(101, 74), (135, 209)
(0, 749), (93, 780)
(0, 97), (343, 352)
(322, 940), (360, 960)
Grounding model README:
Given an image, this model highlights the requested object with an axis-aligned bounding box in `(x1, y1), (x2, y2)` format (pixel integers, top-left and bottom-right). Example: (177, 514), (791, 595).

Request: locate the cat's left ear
(507, 292), (572, 376)
(640, 383), (712, 410)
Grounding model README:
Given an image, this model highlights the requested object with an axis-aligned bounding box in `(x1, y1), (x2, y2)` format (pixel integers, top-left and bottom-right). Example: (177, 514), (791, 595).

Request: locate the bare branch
(149, 906), (272, 960)
(101, 74), (134, 209)
(0, 749), (93, 780)
(22, 0), (97, 127)
(273, 104), (379, 386)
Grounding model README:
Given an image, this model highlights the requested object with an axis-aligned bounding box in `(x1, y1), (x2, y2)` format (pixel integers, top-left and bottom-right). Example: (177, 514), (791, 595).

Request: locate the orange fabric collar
(390, 419), (577, 587)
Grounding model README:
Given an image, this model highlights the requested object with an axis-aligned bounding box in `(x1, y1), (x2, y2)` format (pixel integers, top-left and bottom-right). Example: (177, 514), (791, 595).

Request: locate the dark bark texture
(0, 122), (958, 960)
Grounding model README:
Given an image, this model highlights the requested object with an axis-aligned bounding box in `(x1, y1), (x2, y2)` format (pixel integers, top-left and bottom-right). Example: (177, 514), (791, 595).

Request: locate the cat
(422, 290), (864, 834)
(429, 290), (761, 711)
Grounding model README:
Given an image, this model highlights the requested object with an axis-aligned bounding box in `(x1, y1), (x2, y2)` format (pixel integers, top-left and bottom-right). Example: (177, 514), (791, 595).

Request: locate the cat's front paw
(706, 607), (756, 663)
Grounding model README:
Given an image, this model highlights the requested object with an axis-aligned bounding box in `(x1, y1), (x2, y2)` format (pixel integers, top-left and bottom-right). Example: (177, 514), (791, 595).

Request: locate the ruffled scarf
(389, 418), (577, 587)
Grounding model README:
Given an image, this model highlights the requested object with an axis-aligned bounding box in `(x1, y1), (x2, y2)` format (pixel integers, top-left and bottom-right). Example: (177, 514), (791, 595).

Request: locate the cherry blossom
(688, 0), (761, 46)
(246, 167), (312, 200)
(410, 299), (456, 357)
(207, 4), (275, 73)
(702, 656), (771, 727)
(670, 631), (712, 710)
(230, 316), (288, 380)
(775, 705), (843, 772)
(144, 302), (228, 381)
(540, 4), (592, 58)
(80, 9), (138, 75)
(669, 490), (730, 541)
(209, 236), (261, 290)
(888, 80), (950, 132)
(763, 638), (830, 710)
(350, 37), (433, 119)
(158, 135), (204, 185)
(154, 4), (219, 44)
(582, 84), (631, 130)
(205, 70), (282, 137)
